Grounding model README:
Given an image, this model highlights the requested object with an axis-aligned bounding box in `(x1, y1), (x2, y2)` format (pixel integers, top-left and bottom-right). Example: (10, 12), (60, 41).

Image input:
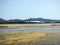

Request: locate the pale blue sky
(0, 0), (60, 20)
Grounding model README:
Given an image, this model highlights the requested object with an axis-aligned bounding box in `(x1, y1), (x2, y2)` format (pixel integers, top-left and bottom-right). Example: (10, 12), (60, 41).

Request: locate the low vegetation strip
(0, 30), (60, 45)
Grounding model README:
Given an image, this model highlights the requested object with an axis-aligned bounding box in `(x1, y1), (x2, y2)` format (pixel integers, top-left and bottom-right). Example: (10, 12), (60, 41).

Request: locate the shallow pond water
(0, 26), (60, 32)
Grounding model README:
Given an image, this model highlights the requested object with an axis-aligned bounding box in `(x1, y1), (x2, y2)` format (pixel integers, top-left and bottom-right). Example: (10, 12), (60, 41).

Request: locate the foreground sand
(0, 30), (60, 45)
(0, 23), (60, 27)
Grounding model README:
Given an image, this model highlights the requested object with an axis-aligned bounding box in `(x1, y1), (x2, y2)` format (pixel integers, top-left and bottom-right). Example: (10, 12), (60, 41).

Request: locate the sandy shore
(0, 23), (60, 27)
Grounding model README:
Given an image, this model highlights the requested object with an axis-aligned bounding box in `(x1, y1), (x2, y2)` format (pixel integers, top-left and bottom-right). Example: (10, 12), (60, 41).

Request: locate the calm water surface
(0, 26), (60, 32)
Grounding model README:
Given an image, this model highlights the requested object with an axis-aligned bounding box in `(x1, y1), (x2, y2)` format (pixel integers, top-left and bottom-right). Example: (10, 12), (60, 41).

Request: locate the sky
(0, 0), (60, 20)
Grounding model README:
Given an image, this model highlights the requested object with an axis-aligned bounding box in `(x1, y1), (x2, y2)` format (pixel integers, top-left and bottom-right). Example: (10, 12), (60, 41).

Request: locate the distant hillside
(0, 18), (6, 22)
(0, 18), (60, 23)
(25, 18), (60, 23)
(7, 19), (24, 22)
(25, 18), (53, 21)
(7, 19), (25, 23)
(0, 18), (25, 24)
